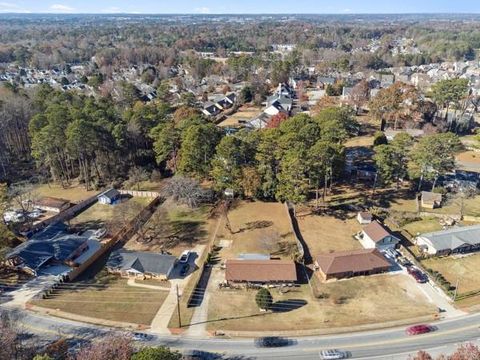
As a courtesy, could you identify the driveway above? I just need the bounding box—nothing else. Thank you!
[184,266,224,337]
[150,244,206,334]
[2,272,65,308]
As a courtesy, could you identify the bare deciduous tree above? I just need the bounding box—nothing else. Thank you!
[161,176,214,208]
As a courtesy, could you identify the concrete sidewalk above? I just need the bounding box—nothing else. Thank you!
[126,278,170,291]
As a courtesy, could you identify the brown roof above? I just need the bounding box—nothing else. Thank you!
[316,249,391,276]
[225,259,297,282]
[363,220,391,243]
[34,197,70,209]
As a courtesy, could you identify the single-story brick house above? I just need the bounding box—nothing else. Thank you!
[225,259,297,284]
[416,225,480,256]
[315,248,391,281]
[107,250,176,280]
[358,220,400,250]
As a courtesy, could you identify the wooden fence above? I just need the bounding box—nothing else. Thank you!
[67,196,165,281]
[119,190,160,198]
[29,193,100,233]
[285,202,307,263]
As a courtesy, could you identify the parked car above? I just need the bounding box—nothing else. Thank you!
[408,267,427,283]
[131,332,153,341]
[320,349,349,359]
[180,263,190,276]
[179,250,191,263]
[405,324,432,336]
[398,257,412,267]
[254,337,294,347]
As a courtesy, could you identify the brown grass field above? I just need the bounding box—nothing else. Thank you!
[422,254,480,294]
[297,212,363,256]
[30,277,168,325]
[123,199,212,257]
[206,274,436,332]
[216,201,297,260]
[70,196,151,230]
[34,183,95,202]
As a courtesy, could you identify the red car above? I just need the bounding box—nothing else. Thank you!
[405,324,432,336]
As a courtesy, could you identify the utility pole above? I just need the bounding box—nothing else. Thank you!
[176,284,181,328]
[453,278,460,302]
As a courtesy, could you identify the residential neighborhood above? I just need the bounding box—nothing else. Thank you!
[2,7,480,360]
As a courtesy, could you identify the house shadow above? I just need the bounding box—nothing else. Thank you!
[270,299,307,313]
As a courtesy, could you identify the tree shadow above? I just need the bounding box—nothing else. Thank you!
[270,299,307,313]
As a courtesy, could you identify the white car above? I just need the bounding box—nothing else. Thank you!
[179,250,191,263]
[320,349,348,359]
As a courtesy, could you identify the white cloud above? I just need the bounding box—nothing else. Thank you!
[343,8,352,13]
[49,4,75,12]
[195,7,211,14]
[102,6,123,13]
[0,2,31,12]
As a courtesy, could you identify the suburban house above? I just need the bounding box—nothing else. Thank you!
[358,220,400,250]
[357,211,373,225]
[315,249,391,281]
[225,259,297,284]
[421,191,442,209]
[98,188,121,205]
[32,197,71,213]
[107,250,177,280]
[202,102,222,117]
[5,223,93,276]
[416,225,480,256]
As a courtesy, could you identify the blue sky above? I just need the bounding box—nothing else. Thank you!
[1,0,479,14]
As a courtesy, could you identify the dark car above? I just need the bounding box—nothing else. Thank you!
[406,324,433,336]
[407,267,427,283]
[254,337,294,348]
[131,332,154,341]
[180,263,190,276]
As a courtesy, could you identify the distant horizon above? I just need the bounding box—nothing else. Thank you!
[1,12,480,15]
[0,0,479,16]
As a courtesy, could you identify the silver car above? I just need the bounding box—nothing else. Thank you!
[320,349,348,359]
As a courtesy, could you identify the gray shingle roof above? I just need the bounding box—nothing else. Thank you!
[107,250,176,276]
[419,225,480,252]
[7,223,87,272]
[99,188,120,201]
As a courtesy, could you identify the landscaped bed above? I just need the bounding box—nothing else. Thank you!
[30,275,168,325]
[205,274,436,332]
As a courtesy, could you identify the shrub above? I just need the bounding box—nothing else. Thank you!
[255,288,273,310]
